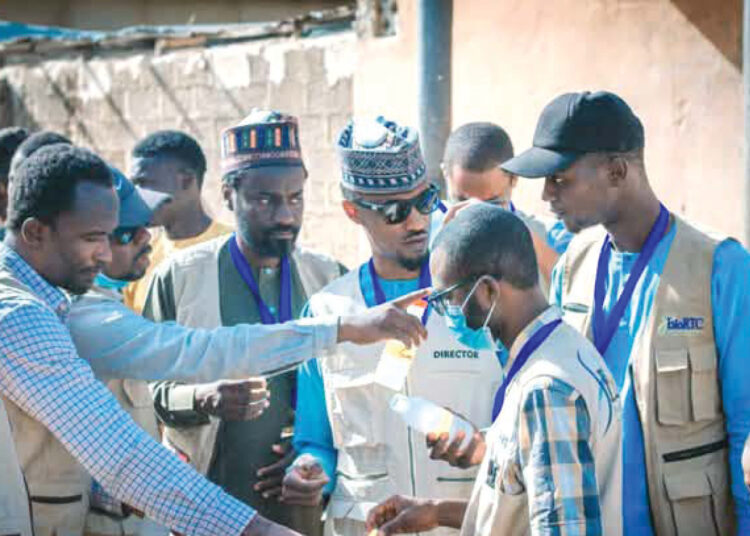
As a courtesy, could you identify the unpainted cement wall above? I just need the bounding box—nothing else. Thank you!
[355,0,745,244]
[0,32,366,266]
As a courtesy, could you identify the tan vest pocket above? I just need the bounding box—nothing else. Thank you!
[664,468,730,536]
[655,349,690,425]
[327,371,391,449]
[689,345,720,422]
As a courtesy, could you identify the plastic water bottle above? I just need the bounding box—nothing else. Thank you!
[389,393,474,448]
[373,301,427,391]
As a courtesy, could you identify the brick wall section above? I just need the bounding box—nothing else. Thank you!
[0,31,369,267]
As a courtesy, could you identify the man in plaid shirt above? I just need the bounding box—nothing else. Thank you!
[366,204,622,535]
[0,144,300,536]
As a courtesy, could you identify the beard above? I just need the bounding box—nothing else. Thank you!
[239,222,300,258]
[395,249,429,271]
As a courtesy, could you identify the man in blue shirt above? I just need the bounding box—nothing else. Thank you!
[285,117,502,536]
[502,90,750,535]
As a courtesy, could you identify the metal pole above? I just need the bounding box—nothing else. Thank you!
[745,0,750,247]
[418,0,452,193]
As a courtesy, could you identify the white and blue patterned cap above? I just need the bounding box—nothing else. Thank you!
[337,116,427,194]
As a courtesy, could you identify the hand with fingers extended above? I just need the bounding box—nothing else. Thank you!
[193,378,270,421]
[440,199,483,228]
[338,288,430,348]
[426,428,486,469]
[281,453,330,506]
[365,495,439,535]
[255,442,296,501]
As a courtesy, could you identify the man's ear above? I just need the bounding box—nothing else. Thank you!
[20,218,49,250]
[180,169,199,192]
[476,275,502,311]
[342,200,361,224]
[607,155,628,186]
[222,183,235,212]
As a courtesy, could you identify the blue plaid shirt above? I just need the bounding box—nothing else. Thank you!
[0,245,254,535]
[482,309,605,535]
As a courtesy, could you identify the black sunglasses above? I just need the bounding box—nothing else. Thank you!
[110,226,143,246]
[426,276,479,316]
[351,183,443,225]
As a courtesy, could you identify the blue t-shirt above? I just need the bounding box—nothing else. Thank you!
[293,264,421,493]
[550,225,750,533]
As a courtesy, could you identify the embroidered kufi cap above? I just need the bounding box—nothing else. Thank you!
[220,108,304,178]
[337,116,426,194]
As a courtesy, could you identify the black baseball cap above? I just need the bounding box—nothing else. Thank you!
[111,166,171,228]
[501,91,644,178]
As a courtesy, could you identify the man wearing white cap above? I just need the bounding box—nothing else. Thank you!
[286,117,502,535]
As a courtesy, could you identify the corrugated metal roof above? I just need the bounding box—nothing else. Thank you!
[0,6,354,59]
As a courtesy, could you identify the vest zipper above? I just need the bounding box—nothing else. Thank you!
[404,377,417,498]
[662,438,727,463]
[29,494,82,504]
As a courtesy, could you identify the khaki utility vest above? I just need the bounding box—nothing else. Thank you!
[2,283,166,536]
[0,270,90,536]
[0,399,33,536]
[0,271,35,536]
[558,217,735,536]
[460,315,622,536]
[306,270,503,536]
[158,237,342,475]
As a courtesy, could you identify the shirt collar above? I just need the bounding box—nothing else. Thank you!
[0,244,71,320]
[505,305,562,371]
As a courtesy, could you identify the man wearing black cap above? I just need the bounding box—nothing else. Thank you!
[502,90,750,535]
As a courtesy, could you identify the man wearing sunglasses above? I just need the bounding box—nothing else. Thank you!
[366,203,622,536]
[7,157,426,536]
[141,110,402,535]
[288,117,502,536]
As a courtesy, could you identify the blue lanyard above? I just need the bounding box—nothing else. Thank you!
[229,234,292,324]
[367,258,431,324]
[492,318,562,419]
[509,201,516,213]
[592,204,669,355]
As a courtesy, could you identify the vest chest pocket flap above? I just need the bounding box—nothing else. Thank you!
[663,464,732,536]
[654,345,720,426]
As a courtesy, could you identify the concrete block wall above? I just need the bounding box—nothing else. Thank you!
[0,32,369,267]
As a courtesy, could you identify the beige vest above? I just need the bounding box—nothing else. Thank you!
[0,272,35,536]
[306,269,503,536]
[559,217,735,536]
[460,316,622,536]
[157,237,342,475]
[0,399,33,536]
[0,270,90,536]
[2,282,166,536]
